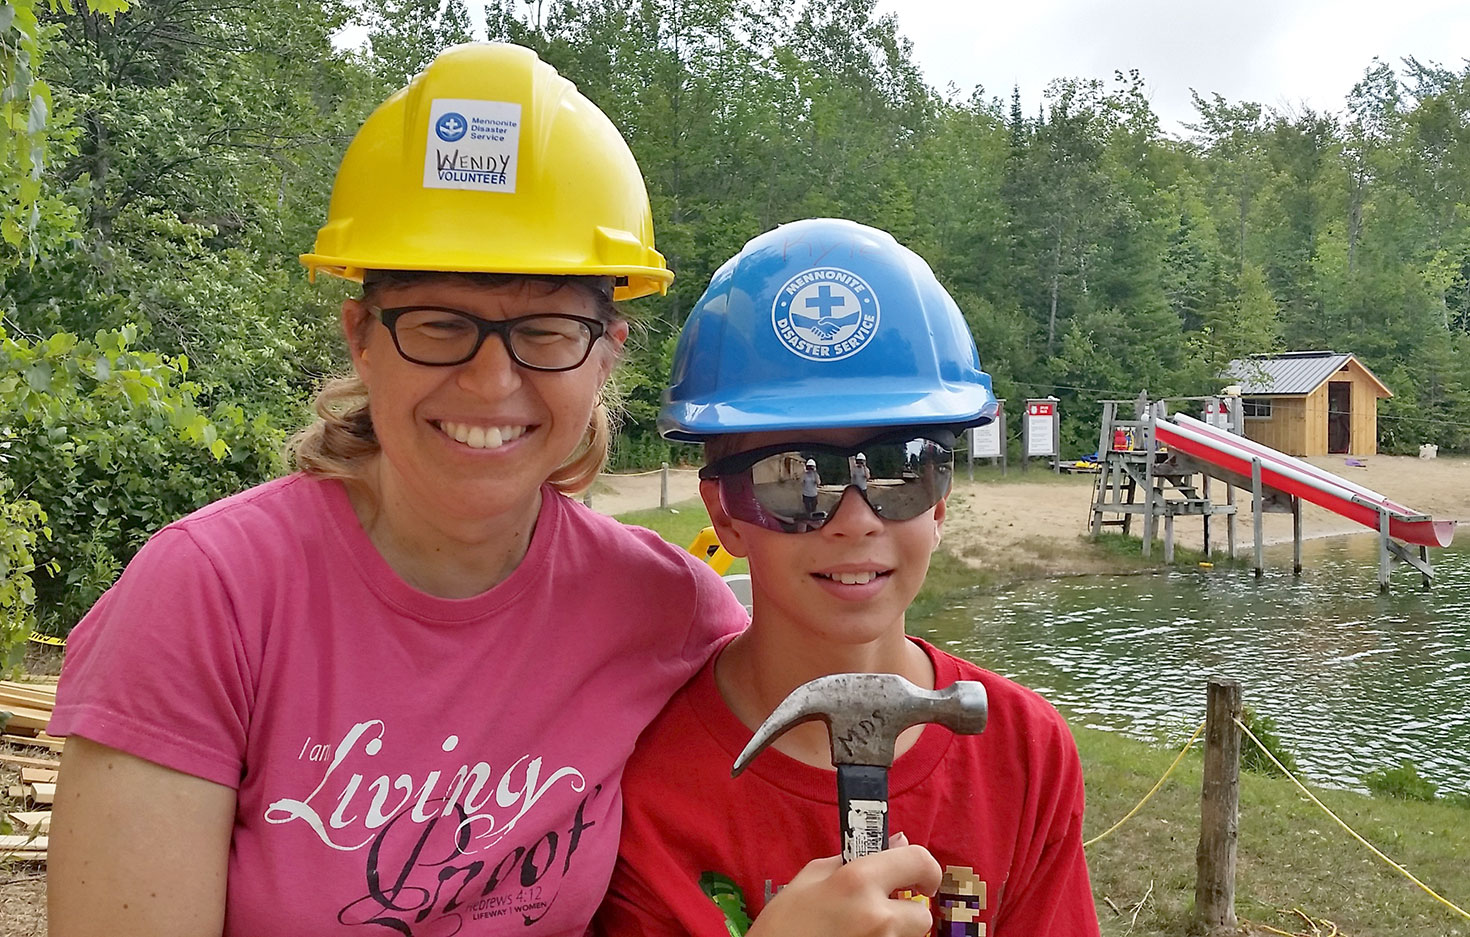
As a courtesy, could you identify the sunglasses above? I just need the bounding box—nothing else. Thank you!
[699,432,955,533]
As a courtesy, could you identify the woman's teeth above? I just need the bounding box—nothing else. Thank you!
[440,422,527,450]
[819,571,879,585]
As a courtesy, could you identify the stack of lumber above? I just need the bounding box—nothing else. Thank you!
[0,678,62,751]
[1,678,62,863]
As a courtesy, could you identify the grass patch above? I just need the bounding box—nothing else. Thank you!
[615,498,748,576]
[958,464,1099,487]
[906,547,1000,620]
[1077,726,1470,937]
[1089,531,1251,571]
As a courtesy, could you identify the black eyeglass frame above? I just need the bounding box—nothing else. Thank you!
[370,304,608,371]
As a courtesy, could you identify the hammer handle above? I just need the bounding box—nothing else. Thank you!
[835,764,889,862]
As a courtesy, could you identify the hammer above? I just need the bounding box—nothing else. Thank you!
[732,672,988,862]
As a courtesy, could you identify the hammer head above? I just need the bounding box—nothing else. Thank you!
[731,673,988,776]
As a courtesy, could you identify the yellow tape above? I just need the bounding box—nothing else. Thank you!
[28,630,65,647]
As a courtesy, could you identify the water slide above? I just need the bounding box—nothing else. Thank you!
[1151,413,1456,549]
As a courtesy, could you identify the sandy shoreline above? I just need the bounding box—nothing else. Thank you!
[593,454,1470,578]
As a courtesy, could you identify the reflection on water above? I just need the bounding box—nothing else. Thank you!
[917,536,1470,795]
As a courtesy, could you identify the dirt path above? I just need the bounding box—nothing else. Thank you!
[585,467,702,516]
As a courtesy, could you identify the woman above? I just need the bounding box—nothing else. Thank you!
[47,44,746,937]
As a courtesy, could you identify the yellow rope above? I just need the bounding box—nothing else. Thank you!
[1234,716,1470,922]
[1083,720,1205,849]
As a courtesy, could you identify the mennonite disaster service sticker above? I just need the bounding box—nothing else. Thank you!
[423,99,522,193]
[771,267,880,361]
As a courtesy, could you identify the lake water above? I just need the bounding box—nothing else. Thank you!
[916,536,1470,796]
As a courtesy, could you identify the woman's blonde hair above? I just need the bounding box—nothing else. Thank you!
[287,271,622,496]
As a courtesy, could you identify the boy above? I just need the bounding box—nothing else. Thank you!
[598,219,1100,936]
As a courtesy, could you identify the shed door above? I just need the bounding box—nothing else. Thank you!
[1328,382,1352,453]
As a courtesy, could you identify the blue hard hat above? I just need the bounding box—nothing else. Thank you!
[659,218,998,442]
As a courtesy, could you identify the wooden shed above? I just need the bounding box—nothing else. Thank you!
[1224,351,1392,456]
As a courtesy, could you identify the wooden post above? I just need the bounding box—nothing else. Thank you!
[1378,505,1391,593]
[1202,474,1212,558]
[1097,402,1115,465]
[967,428,974,482]
[1021,410,1029,474]
[1142,416,1157,558]
[1164,512,1175,563]
[998,404,1008,477]
[660,462,669,509]
[1251,459,1263,578]
[1226,483,1237,560]
[1292,496,1303,576]
[1090,458,1109,539]
[1052,402,1062,475]
[1420,545,1431,589]
[1195,679,1242,933]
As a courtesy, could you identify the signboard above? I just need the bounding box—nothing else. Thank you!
[971,419,1002,459]
[1025,400,1057,458]
[1203,398,1229,430]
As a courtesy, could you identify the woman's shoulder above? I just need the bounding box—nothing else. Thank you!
[169,472,335,528]
[156,473,344,563]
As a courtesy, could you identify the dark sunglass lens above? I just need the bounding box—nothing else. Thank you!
[716,438,954,533]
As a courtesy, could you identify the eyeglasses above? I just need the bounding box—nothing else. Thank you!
[699,432,954,533]
[370,305,608,371]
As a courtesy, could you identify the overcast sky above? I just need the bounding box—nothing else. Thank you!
[349,1,1469,136]
[874,0,1470,136]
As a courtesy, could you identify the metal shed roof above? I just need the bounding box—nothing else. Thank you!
[1225,351,1389,396]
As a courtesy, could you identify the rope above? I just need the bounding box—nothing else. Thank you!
[1083,720,1205,849]
[599,467,678,477]
[1234,716,1470,922]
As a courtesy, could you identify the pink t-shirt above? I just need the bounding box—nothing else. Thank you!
[50,474,747,936]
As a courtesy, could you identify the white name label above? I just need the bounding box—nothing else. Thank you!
[423,98,522,193]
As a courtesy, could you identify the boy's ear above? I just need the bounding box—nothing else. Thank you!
[699,479,750,558]
[932,494,948,549]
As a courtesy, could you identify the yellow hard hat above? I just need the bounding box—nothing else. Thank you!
[301,43,671,301]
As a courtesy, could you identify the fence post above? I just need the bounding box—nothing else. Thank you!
[660,462,670,509]
[1292,496,1303,577]
[1195,678,1242,934]
[1251,458,1264,578]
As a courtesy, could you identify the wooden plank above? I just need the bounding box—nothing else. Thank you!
[0,751,60,770]
[29,782,56,805]
[3,733,64,752]
[8,811,50,832]
[0,680,58,702]
[0,704,54,733]
[0,692,56,711]
[20,767,58,784]
[6,784,25,799]
[0,833,48,851]
[0,851,46,862]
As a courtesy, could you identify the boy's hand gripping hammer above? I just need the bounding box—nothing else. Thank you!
[731,672,988,861]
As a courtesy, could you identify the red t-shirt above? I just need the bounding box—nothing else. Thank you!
[598,639,1100,936]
